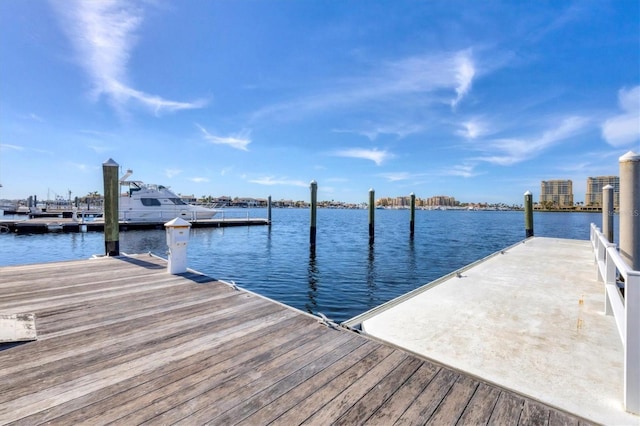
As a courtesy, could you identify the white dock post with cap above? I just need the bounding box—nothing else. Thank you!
[164,217,192,274]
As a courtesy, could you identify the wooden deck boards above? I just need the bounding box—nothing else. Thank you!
[0,255,594,425]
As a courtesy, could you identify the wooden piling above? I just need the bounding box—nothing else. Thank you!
[602,184,614,243]
[524,191,533,238]
[102,159,120,256]
[410,192,416,238]
[310,181,317,249]
[369,188,375,244]
[267,195,272,225]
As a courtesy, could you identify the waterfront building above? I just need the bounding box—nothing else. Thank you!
[585,176,619,208]
[540,180,573,208]
[424,195,458,207]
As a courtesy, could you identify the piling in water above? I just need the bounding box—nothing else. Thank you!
[410,192,416,238]
[267,195,272,225]
[524,191,533,238]
[310,181,317,249]
[102,159,120,256]
[603,184,614,243]
[619,151,640,270]
[369,188,375,244]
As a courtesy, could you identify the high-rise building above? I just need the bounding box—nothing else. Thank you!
[585,176,619,208]
[540,180,573,207]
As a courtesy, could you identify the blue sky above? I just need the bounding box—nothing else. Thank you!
[1,0,638,204]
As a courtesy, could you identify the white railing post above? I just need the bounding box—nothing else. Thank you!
[603,244,617,316]
[625,270,640,414]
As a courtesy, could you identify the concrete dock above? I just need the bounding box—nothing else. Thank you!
[0,253,592,424]
[345,237,639,425]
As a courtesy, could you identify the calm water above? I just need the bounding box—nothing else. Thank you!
[0,209,611,322]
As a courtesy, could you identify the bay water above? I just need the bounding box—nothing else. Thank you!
[0,209,610,323]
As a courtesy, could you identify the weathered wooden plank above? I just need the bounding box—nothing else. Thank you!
[263,344,397,425]
[332,355,424,425]
[488,391,525,425]
[35,282,233,337]
[24,315,319,425]
[237,340,381,426]
[0,290,244,377]
[0,271,217,311]
[427,373,479,424]
[110,323,336,424]
[0,313,36,342]
[209,334,367,425]
[520,399,550,425]
[393,368,459,425]
[0,276,191,313]
[299,349,409,425]
[457,382,501,425]
[0,308,298,424]
[157,326,356,425]
[365,361,440,424]
[0,257,168,292]
[0,255,162,286]
[0,295,275,401]
[37,279,235,333]
[0,258,114,283]
[549,409,580,426]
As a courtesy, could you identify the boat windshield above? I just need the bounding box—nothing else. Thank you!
[169,198,187,205]
[141,198,162,206]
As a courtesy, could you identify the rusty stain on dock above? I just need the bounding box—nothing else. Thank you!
[0,255,593,425]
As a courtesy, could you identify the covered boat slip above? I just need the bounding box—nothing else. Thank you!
[347,237,638,426]
[0,255,590,425]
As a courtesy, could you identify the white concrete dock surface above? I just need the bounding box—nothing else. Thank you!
[352,237,639,425]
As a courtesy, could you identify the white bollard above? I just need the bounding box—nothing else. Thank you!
[619,151,640,270]
[164,217,192,274]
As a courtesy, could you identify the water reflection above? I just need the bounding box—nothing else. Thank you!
[305,249,319,315]
[407,235,417,279]
[366,242,377,306]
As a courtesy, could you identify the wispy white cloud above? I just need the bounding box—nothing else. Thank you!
[475,116,590,166]
[443,164,480,178]
[456,118,488,139]
[450,50,475,110]
[80,129,117,137]
[601,86,640,148]
[379,172,412,182]
[88,145,111,154]
[19,113,45,122]
[51,0,206,115]
[164,168,182,178]
[69,162,91,171]
[332,148,392,166]
[333,122,423,141]
[190,177,209,183]
[197,124,251,151]
[0,144,24,152]
[248,176,309,187]
[252,49,477,122]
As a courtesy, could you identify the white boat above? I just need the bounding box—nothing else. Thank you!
[118,170,220,222]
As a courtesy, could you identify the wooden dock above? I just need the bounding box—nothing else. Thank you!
[0,217,269,234]
[0,255,593,425]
